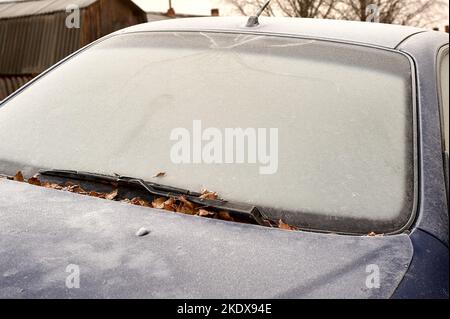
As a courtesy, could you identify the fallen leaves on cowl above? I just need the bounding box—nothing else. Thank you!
[13,171,24,182]
[367,231,384,237]
[152,171,166,178]
[4,171,298,231]
[278,219,299,231]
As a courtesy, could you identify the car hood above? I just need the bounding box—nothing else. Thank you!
[0,179,412,298]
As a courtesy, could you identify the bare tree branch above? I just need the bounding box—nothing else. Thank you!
[336,0,445,26]
[223,0,445,27]
[225,0,339,18]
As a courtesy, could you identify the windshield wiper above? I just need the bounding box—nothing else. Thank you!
[38,169,270,226]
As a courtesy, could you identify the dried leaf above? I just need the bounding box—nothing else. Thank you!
[199,189,218,200]
[175,197,196,215]
[367,231,383,237]
[71,185,87,194]
[153,172,166,178]
[130,197,151,207]
[197,209,214,217]
[89,191,106,198]
[177,205,195,215]
[151,197,176,211]
[162,197,176,211]
[61,182,87,194]
[13,171,24,182]
[152,197,175,212]
[42,182,63,190]
[152,197,167,209]
[105,189,118,200]
[216,210,234,221]
[177,196,195,210]
[278,219,297,231]
[67,185,74,191]
[27,176,41,186]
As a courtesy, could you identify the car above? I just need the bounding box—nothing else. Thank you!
[0,16,448,299]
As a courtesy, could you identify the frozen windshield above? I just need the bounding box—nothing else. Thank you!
[0,32,415,234]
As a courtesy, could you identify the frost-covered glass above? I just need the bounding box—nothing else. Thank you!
[0,32,415,233]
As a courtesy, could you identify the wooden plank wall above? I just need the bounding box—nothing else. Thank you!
[0,0,147,100]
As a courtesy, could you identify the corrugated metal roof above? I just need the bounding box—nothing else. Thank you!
[0,0,97,19]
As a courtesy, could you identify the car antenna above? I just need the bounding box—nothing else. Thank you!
[246,0,271,27]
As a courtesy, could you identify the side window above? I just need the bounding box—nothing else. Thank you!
[439,50,449,198]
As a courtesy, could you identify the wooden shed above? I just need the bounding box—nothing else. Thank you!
[0,0,147,100]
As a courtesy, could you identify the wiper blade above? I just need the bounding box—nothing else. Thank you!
[38,169,269,226]
[39,169,201,196]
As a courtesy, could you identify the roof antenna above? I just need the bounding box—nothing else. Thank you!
[246,0,271,27]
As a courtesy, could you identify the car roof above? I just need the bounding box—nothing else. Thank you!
[117,17,429,49]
